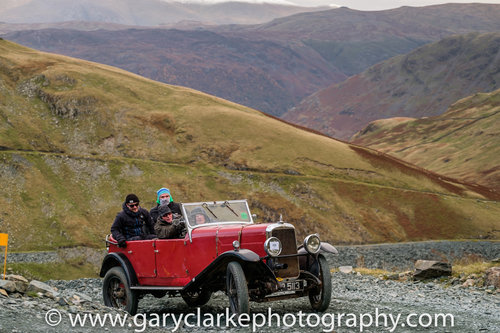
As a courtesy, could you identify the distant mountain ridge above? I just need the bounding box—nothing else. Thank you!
[0,0,329,26]
[283,32,500,139]
[351,89,500,192]
[233,3,500,76]
[3,3,500,117]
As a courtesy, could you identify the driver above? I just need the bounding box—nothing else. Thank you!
[190,207,210,225]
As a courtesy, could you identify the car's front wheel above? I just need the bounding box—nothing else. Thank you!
[226,261,249,315]
[103,266,138,315]
[182,289,212,307]
[308,254,332,312]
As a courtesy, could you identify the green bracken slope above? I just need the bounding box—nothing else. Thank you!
[352,89,500,192]
[0,39,499,251]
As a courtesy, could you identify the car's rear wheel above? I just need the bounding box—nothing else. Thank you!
[226,261,249,315]
[308,254,332,312]
[103,266,138,315]
[182,289,212,307]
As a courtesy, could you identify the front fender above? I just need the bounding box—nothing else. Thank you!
[99,252,138,286]
[183,249,274,292]
[298,242,338,255]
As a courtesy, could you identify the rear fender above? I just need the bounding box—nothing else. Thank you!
[100,252,138,286]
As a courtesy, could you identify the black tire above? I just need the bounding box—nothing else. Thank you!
[226,261,249,315]
[308,254,332,312]
[181,289,212,307]
[151,290,167,299]
[103,266,139,315]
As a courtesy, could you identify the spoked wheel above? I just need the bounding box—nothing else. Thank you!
[308,254,332,312]
[226,261,249,315]
[182,289,212,307]
[103,267,138,315]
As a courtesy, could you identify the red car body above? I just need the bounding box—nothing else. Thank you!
[107,224,268,286]
[100,200,336,315]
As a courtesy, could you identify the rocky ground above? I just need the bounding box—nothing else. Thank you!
[1,241,499,332]
[334,240,500,270]
[3,240,498,270]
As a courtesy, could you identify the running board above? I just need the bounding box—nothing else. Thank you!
[130,286,183,291]
[253,293,302,302]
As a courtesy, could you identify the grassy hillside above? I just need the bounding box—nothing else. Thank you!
[283,32,500,139]
[352,90,500,192]
[1,39,499,251]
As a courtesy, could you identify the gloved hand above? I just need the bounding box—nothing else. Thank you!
[118,240,127,248]
[173,219,185,230]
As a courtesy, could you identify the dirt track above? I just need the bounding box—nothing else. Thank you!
[1,241,499,332]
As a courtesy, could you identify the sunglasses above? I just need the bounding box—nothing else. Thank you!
[127,203,139,208]
[162,213,173,217]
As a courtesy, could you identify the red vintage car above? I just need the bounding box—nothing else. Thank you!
[100,199,337,315]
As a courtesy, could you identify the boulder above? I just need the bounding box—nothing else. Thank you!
[3,275,29,293]
[27,280,60,298]
[339,266,353,274]
[413,260,451,280]
[462,278,476,288]
[0,280,16,293]
[485,267,500,288]
[6,275,29,283]
[14,281,28,293]
[73,292,92,303]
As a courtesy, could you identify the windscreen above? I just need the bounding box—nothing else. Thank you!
[182,200,252,227]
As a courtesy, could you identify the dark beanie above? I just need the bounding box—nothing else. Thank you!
[125,193,140,204]
[158,204,172,217]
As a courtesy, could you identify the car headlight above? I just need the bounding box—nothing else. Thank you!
[264,237,282,257]
[304,234,321,254]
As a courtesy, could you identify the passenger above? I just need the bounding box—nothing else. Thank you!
[154,204,185,239]
[150,188,182,222]
[190,207,210,225]
[111,193,156,248]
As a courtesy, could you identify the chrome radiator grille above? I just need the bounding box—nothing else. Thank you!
[271,228,299,278]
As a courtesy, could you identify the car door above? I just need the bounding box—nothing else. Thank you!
[155,238,189,280]
[124,240,156,278]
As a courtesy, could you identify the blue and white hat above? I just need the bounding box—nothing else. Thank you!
[156,188,173,204]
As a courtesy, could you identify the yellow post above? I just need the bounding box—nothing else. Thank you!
[0,233,8,280]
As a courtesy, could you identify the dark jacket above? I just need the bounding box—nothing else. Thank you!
[111,203,154,243]
[150,201,182,222]
[154,217,185,239]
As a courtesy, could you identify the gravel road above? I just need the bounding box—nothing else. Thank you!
[3,240,499,269]
[1,273,499,332]
[1,241,499,332]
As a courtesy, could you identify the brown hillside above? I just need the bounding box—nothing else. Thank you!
[283,32,500,139]
[352,89,500,192]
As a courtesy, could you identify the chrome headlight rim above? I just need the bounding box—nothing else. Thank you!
[264,237,282,257]
[304,234,321,254]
